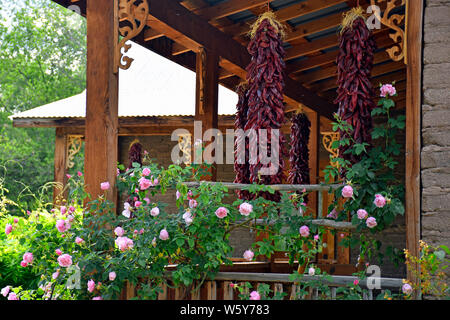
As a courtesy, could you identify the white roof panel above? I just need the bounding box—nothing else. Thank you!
[11,41,238,119]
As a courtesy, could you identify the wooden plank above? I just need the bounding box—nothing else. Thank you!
[405,0,423,299]
[223,281,234,300]
[221,0,347,37]
[307,112,319,217]
[158,283,168,300]
[206,281,217,300]
[146,0,337,119]
[85,0,118,203]
[53,128,67,203]
[194,0,274,21]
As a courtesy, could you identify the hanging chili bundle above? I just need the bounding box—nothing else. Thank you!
[334,7,377,166]
[288,112,311,191]
[234,82,252,200]
[244,12,287,202]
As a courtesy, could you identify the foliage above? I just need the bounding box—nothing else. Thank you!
[403,241,449,299]
[0,0,86,206]
[323,85,406,265]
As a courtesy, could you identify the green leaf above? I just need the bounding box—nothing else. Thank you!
[176,238,185,247]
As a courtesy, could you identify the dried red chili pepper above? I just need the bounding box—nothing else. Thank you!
[244,14,287,202]
[334,10,377,166]
[288,113,311,195]
[234,83,252,200]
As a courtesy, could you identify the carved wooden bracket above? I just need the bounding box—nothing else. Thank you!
[178,133,192,165]
[115,0,149,73]
[369,0,407,64]
[321,131,340,168]
[66,135,84,169]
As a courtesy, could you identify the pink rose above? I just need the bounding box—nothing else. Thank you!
[57,254,73,267]
[55,248,62,256]
[189,199,198,209]
[353,279,360,286]
[87,279,95,293]
[159,229,169,241]
[374,194,386,208]
[109,271,116,281]
[314,234,320,241]
[1,286,10,297]
[366,217,377,228]
[402,283,412,295]
[77,171,83,177]
[100,182,110,190]
[23,252,33,264]
[176,190,181,200]
[153,178,159,185]
[68,206,75,213]
[342,185,353,198]
[114,226,124,237]
[249,291,260,300]
[183,211,193,226]
[144,197,150,204]
[135,201,142,208]
[151,207,160,217]
[20,261,28,267]
[75,237,84,245]
[66,174,72,179]
[7,292,18,300]
[60,206,67,215]
[139,228,144,235]
[380,83,396,97]
[308,267,315,276]
[357,209,368,220]
[139,177,152,190]
[13,218,18,224]
[215,207,228,219]
[92,296,103,300]
[243,250,254,261]
[115,236,134,251]
[56,219,70,233]
[142,168,151,176]
[239,202,253,216]
[67,215,74,223]
[52,271,59,280]
[5,223,12,235]
[299,225,310,237]
[187,190,193,200]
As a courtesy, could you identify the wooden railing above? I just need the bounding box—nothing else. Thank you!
[123,272,403,300]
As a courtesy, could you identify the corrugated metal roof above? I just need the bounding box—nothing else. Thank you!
[11,41,238,119]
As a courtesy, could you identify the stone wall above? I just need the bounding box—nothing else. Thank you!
[421,1,450,262]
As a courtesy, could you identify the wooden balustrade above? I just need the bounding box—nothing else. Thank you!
[123,272,403,300]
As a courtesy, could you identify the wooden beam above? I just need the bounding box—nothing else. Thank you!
[53,128,67,203]
[85,0,119,203]
[195,47,219,180]
[193,0,274,21]
[146,0,337,119]
[405,0,423,298]
[220,0,347,37]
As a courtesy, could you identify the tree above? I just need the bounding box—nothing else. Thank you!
[0,0,86,207]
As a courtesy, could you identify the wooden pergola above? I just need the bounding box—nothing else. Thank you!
[49,0,423,285]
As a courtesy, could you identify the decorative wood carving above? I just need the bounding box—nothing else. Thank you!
[369,0,406,63]
[66,135,84,169]
[178,133,192,165]
[321,131,340,168]
[115,0,149,72]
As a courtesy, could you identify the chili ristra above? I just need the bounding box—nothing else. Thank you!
[234,83,252,200]
[288,112,311,189]
[334,11,377,165]
[244,15,286,202]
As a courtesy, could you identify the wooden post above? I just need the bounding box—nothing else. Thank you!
[195,47,219,181]
[307,111,319,217]
[85,0,119,204]
[405,0,423,299]
[53,128,67,203]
